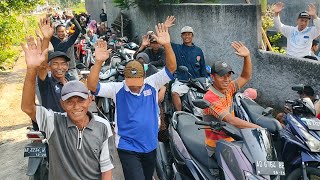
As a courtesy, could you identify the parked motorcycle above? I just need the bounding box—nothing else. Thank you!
[278,85,320,179]
[24,127,48,180]
[95,54,125,127]
[156,99,285,180]
[177,66,211,117]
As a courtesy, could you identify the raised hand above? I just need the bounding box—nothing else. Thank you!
[231,41,250,57]
[21,37,48,69]
[141,35,150,47]
[164,16,175,28]
[308,3,317,17]
[152,23,170,46]
[38,17,54,39]
[94,39,112,63]
[273,2,284,14]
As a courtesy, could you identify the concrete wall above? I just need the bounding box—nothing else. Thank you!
[253,51,320,110]
[86,1,320,111]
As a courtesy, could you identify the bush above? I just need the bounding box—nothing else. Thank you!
[0,47,20,71]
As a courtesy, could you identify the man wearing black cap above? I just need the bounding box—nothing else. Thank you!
[37,50,71,112]
[273,2,320,58]
[21,37,113,180]
[203,42,260,156]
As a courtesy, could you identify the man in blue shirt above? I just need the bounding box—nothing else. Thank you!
[165,16,207,111]
[87,23,176,180]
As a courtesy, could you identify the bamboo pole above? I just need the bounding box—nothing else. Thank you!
[261,27,273,52]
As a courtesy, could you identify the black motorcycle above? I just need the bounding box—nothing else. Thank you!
[156,99,285,180]
[24,127,48,180]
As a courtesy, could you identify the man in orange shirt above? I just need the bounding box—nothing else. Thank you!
[203,41,260,157]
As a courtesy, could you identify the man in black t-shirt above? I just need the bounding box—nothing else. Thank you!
[100,9,108,24]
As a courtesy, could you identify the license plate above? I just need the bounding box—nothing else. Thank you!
[24,144,47,157]
[255,161,285,176]
[302,118,320,131]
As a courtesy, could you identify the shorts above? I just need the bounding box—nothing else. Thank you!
[171,79,189,96]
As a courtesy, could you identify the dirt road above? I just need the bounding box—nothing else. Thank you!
[0,52,124,179]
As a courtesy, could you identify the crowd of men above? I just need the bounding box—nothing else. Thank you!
[20,2,320,180]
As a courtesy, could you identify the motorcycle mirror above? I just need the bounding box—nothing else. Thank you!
[292,84,304,92]
[178,66,188,72]
[192,99,211,109]
[262,107,273,116]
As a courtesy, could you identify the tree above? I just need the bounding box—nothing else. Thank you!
[0,0,44,15]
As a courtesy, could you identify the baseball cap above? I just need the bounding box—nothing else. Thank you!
[61,81,89,101]
[298,11,311,19]
[124,61,145,87]
[136,52,150,64]
[48,51,71,62]
[210,61,234,76]
[297,85,314,97]
[146,31,156,43]
[181,26,194,34]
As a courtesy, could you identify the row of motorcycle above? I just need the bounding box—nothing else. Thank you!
[22,30,320,179]
[155,79,320,180]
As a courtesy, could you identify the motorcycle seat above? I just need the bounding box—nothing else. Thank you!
[176,113,219,169]
[240,98,282,133]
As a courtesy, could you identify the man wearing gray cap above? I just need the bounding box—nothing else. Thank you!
[164,16,207,111]
[21,37,113,180]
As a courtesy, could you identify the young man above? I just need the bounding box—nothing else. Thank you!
[42,13,82,80]
[135,31,166,68]
[100,9,108,24]
[87,23,176,180]
[203,42,260,156]
[164,16,207,111]
[21,37,113,180]
[273,2,320,58]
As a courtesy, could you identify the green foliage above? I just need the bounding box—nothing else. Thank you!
[262,5,274,31]
[70,2,86,14]
[268,33,286,54]
[0,47,20,71]
[0,0,44,15]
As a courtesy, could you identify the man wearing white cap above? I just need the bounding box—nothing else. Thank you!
[164,16,207,111]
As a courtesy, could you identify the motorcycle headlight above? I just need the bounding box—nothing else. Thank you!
[300,129,320,152]
[291,115,320,152]
[243,171,261,180]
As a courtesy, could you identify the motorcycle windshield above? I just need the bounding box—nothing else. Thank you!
[240,128,277,164]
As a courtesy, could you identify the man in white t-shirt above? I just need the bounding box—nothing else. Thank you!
[273,2,320,58]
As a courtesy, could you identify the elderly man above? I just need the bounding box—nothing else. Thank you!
[21,37,113,180]
[87,23,176,180]
[273,2,320,58]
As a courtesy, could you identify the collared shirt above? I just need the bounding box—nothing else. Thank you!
[171,43,207,80]
[93,68,174,153]
[274,16,320,57]
[203,81,239,148]
[37,74,67,112]
[36,106,114,180]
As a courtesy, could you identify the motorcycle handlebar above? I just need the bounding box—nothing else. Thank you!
[195,121,225,128]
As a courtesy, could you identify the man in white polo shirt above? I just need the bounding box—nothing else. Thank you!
[87,23,176,180]
[273,2,320,58]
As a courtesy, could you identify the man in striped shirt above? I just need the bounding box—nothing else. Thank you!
[203,42,260,156]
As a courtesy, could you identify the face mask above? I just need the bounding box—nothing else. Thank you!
[144,64,149,71]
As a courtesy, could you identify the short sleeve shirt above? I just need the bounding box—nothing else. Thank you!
[36,106,114,179]
[203,81,239,147]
